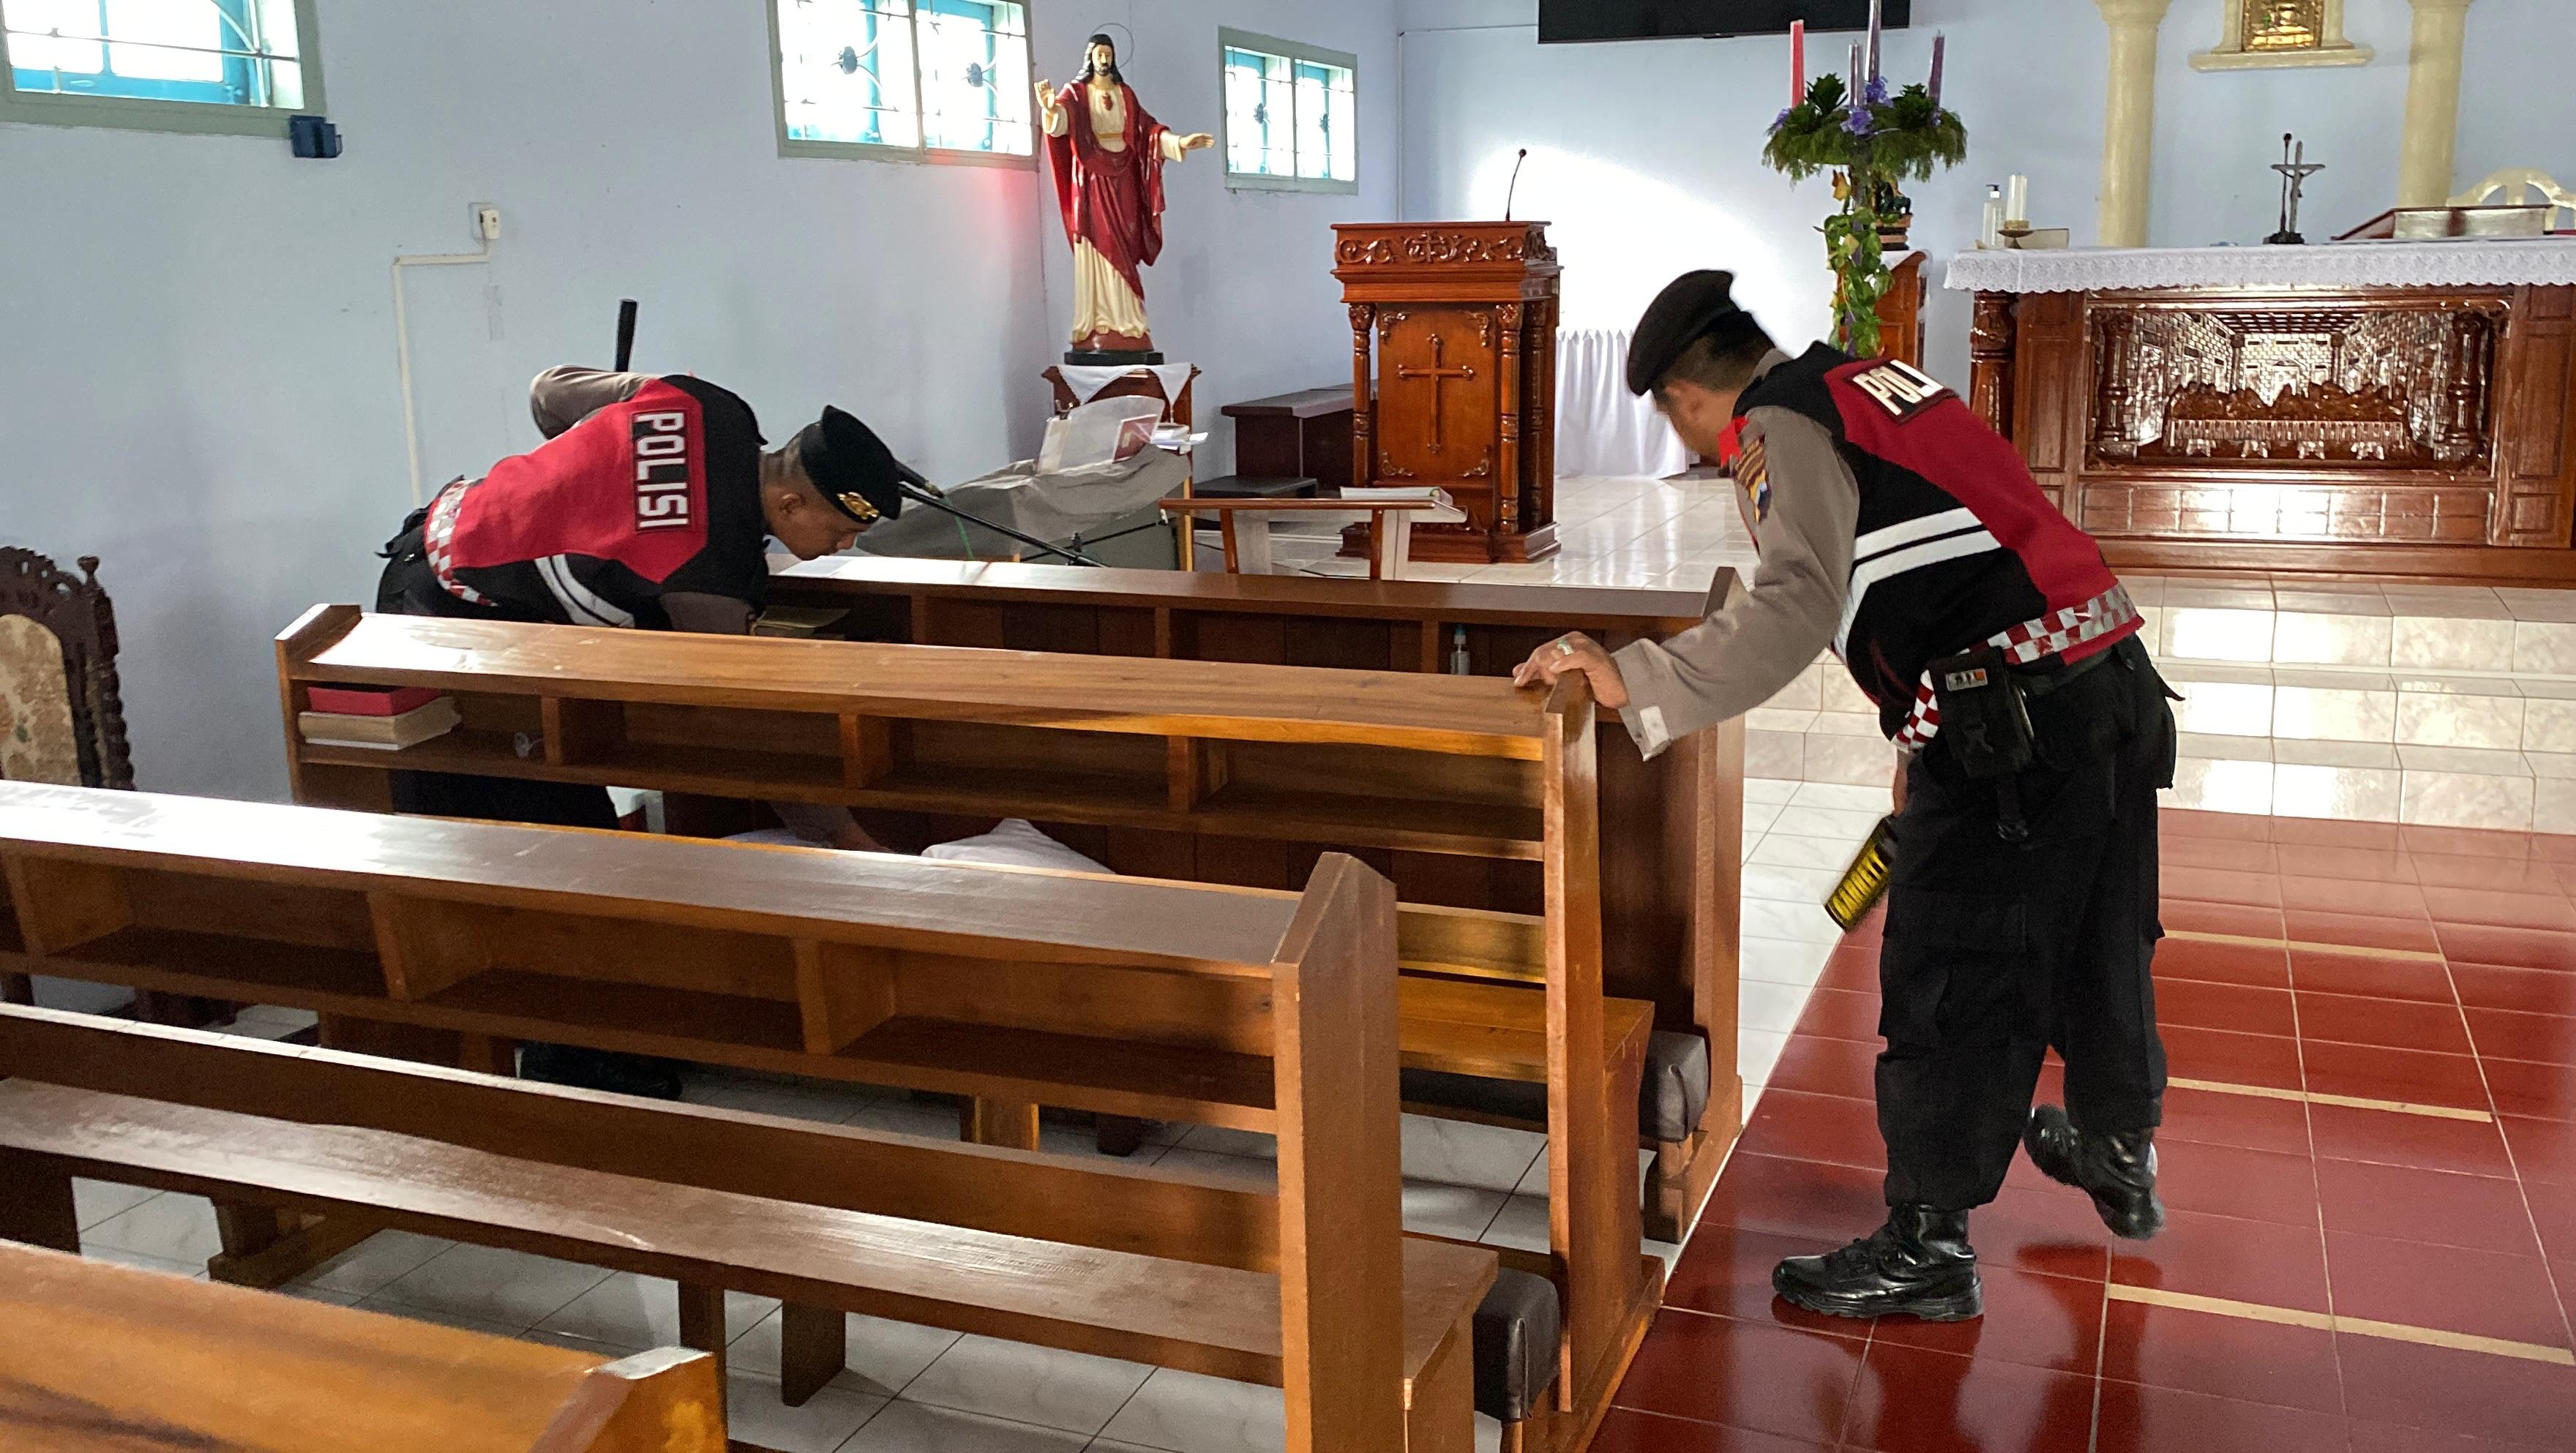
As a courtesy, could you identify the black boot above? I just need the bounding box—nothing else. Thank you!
[1771,1204,1983,1321]
[2024,1105,2164,1239]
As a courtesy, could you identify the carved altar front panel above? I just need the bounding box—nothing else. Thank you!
[1975,283,2576,582]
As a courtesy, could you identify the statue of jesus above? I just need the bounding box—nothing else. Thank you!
[1037,34,1213,361]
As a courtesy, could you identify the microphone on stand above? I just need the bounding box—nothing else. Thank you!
[1504,149,1529,221]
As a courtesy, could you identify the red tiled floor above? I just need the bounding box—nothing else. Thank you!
[2450,961,2576,1018]
[2482,1056,2576,1122]
[2465,1007,2576,1067]
[1868,1265,2103,1373]
[1660,1222,1862,1338]
[2324,1231,2569,1348]
[1610,1310,1865,1443]
[2154,1139,2321,1227]
[2156,936,2292,989]
[2157,1084,2313,1156]
[2422,887,2576,931]
[2413,853,2572,896]
[1789,985,1880,1042]
[1585,1407,1832,1452]
[2160,900,2288,939]
[2334,1333,2576,1446]
[2286,949,2455,1005]
[2097,1296,2344,1413]
[2091,1381,2351,1453]
[1736,1089,1882,1172]
[2168,866,2285,908]
[2281,874,2427,917]
[2307,1101,2515,1179]
[2162,1025,2304,1091]
[2157,979,2298,1037]
[1701,1152,1884,1244]
[2315,1157,2541,1255]
[2286,909,2443,954]
[1974,1185,2113,1283]
[1764,1033,1879,1100]
[2500,1114,2576,1184]
[2432,922,2576,973]
[2301,1040,2491,1111]
[2111,1206,2333,1313]
[1837,1342,2095,1453]
[2294,990,2474,1055]
[1640,809,2576,1453]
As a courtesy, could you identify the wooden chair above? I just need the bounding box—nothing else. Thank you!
[0,549,134,1015]
[0,790,1491,1453]
[0,1239,722,1453]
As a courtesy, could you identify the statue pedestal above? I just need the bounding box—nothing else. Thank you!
[1331,221,1564,565]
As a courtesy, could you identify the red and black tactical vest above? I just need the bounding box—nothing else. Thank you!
[1734,345,2137,740]
[420,377,769,628]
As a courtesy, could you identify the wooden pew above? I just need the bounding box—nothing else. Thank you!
[265,608,1666,1446]
[0,799,1486,1452]
[760,556,1744,1243]
[0,1238,724,1452]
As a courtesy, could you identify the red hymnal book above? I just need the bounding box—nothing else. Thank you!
[306,685,443,717]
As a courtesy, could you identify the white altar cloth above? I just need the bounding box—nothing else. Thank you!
[1054,362,1199,406]
[1946,239,2576,295]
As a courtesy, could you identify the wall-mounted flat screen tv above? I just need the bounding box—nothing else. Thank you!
[1539,1,1912,45]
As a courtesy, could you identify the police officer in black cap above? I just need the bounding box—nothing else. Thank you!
[1517,271,2176,1322]
[375,365,913,1095]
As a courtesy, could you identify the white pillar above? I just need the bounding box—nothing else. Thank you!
[2397,0,2479,208]
[2094,0,2176,249]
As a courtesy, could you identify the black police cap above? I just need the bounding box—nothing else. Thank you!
[795,406,913,525]
[1625,269,1744,397]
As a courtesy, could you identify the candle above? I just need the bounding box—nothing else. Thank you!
[1849,41,1862,88]
[1866,0,1883,81]
[1790,19,1805,105]
[2007,173,2029,225]
[1928,32,1944,108]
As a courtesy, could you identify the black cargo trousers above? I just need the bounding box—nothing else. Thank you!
[1875,634,2178,1212]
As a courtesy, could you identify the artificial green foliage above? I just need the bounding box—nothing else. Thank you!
[1763,73,1968,356]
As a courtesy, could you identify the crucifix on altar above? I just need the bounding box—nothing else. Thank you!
[1333,221,1564,564]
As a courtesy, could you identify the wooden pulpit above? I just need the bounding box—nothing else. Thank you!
[1334,222,1563,563]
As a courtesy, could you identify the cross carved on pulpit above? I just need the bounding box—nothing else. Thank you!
[1396,334,1477,452]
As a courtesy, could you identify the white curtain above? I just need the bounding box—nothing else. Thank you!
[1554,328,1693,479]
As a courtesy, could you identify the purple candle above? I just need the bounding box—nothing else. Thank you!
[1849,40,1862,88]
[1866,0,1882,81]
[1929,32,1945,108]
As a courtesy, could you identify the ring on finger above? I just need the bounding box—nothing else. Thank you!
[1554,638,1577,658]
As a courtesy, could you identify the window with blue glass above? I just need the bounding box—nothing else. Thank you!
[1219,29,1355,192]
[771,0,1032,162]
[1,0,315,127]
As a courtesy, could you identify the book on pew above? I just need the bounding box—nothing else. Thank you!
[299,696,462,751]
[304,684,446,716]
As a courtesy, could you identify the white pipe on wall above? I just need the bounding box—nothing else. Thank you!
[391,241,493,506]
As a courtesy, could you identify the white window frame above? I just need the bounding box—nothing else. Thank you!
[767,0,1038,169]
[1217,27,1358,196]
[0,0,324,137]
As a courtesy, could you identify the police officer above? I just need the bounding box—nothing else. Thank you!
[1516,271,2176,1322]
[375,365,912,1095]
[378,365,905,844]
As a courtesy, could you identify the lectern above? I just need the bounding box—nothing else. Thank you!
[1334,222,1563,563]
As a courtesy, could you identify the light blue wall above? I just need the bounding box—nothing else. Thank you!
[1396,0,2575,383]
[0,0,1398,801]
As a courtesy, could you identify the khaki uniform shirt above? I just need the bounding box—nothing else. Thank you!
[1610,350,1862,760]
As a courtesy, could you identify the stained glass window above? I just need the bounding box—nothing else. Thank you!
[1,0,312,126]
[773,0,1031,161]
[1219,30,1356,191]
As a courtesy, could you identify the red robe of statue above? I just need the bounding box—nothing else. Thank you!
[1044,79,1173,350]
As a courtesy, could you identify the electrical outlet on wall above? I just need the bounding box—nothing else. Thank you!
[472,204,502,241]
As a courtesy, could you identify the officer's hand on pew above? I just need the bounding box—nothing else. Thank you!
[1513,633,1630,710]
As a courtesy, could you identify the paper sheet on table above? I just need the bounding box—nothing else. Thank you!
[1040,397,1167,473]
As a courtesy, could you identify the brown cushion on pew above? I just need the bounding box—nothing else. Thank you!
[0,1080,1490,1397]
[1473,1270,1562,1423]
